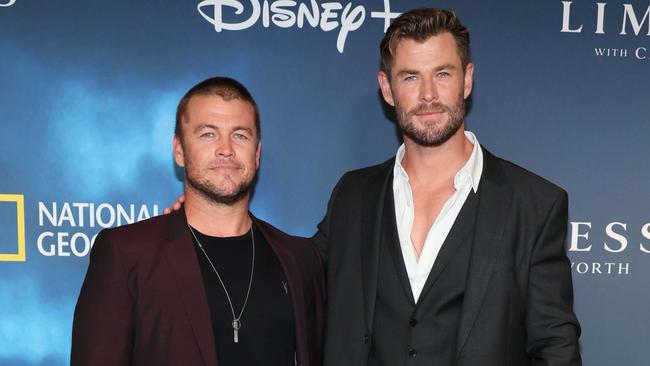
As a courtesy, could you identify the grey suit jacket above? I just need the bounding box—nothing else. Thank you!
[313,148,581,366]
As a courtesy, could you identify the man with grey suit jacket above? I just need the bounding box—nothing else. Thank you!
[313,8,581,366]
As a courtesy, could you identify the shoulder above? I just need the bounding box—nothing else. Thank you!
[98,212,172,242]
[483,148,568,213]
[340,158,394,183]
[93,211,182,259]
[255,218,312,249]
[255,218,321,262]
[485,149,565,194]
[330,158,394,197]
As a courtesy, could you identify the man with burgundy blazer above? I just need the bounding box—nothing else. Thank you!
[71,77,324,366]
[314,8,581,366]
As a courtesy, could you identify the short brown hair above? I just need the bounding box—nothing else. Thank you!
[380,8,471,77]
[175,77,260,142]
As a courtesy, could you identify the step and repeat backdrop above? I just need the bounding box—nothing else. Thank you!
[1,0,648,365]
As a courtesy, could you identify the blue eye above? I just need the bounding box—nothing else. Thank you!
[404,75,417,81]
[200,132,215,138]
[233,133,248,140]
[437,72,450,78]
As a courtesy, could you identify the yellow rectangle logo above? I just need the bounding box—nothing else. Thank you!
[0,194,26,262]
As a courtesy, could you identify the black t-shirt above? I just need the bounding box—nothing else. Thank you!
[191,224,296,366]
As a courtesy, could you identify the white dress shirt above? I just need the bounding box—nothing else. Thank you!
[392,131,483,302]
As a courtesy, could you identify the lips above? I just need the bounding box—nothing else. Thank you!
[209,159,242,170]
[415,110,443,116]
[210,164,241,170]
[411,103,448,117]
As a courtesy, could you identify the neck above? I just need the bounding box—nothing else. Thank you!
[183,188,252,237]
[401,127,473,186]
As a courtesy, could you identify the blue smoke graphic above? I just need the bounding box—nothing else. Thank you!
[0,277,72,365]
[45,81,179,197]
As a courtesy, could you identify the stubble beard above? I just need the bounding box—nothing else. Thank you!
[184,161,255,206]
[395,92,466,147]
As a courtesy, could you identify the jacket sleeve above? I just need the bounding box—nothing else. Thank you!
[525,190,582,366]
[71,229,134,366]
[311,173,348,264]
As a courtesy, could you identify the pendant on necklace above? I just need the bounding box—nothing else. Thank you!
[232,319,241,343]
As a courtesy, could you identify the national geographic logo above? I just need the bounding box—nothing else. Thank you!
[37,201,159,257]
[0,194,26,262]
[1,196,158,260]
[561,1,650,62]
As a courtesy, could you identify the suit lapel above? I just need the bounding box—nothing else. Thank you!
[163,208,218,366]
[381,185,416,305]
[416,190,479,304]
[360,159,394,332]
[456,150,513,355]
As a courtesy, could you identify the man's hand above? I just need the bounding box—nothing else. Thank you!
[162,194,185,214]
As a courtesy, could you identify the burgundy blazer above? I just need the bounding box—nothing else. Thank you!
[71,208,324,366]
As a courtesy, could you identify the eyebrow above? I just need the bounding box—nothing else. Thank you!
[395,63,457,77]
[193,124,254,135]
[193,123,217,133]
[232,126,254,135]
[396,69,421,77]
[434,63,457,72]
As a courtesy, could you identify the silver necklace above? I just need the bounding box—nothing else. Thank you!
[188,225,255,344]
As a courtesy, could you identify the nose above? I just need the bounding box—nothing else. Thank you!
[419,77,437,103]
[215,137,234,158]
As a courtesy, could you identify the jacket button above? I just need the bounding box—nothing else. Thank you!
[409,318,418,327]
[408,348,417,358]
[363,334,369,344]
